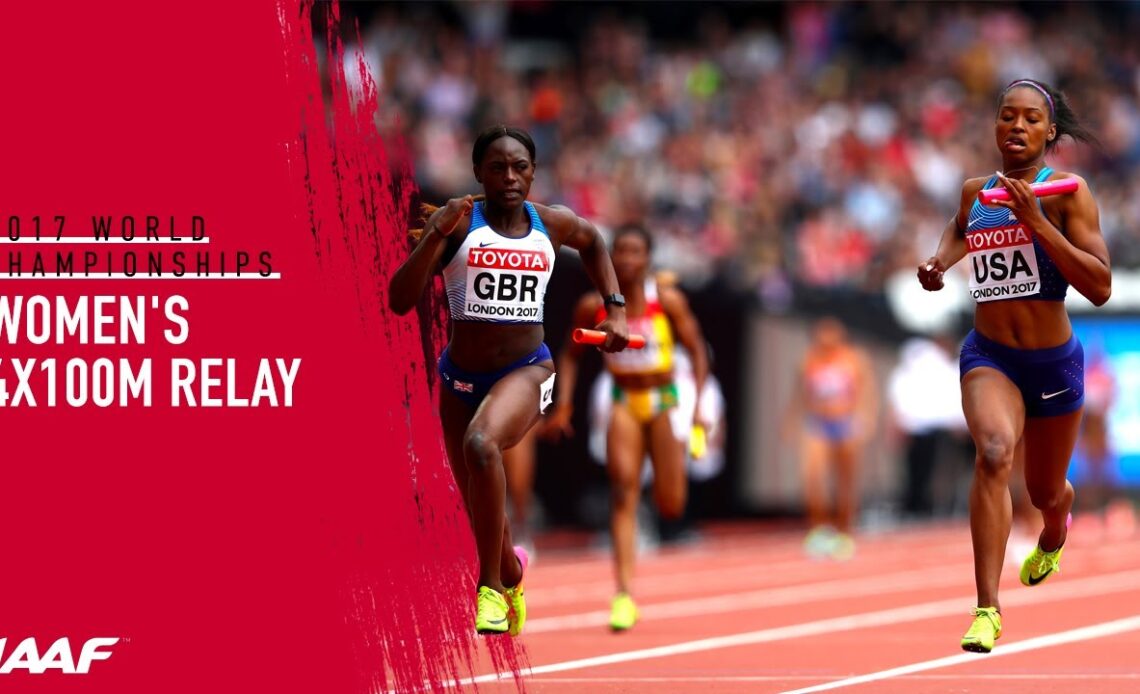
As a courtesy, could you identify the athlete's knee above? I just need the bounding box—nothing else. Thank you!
[463,427,501,471]
[974,432,1015,477]
[610,474,640,511]
[1026,480,1068,512]
[655,486,686,519]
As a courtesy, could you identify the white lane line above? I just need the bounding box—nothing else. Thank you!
[396,567,1140,692]
[778,614,1140,693]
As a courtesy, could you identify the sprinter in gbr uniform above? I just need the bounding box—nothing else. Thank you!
[918,80,1111,654]
[389,125,630,636]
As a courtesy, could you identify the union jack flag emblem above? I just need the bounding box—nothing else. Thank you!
[454,380,474,393]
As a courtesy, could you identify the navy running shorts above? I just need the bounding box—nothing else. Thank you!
[960,329,1084,418]
[438,342,553,409]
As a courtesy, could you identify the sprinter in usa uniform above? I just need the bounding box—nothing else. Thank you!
[918,80,1111,653]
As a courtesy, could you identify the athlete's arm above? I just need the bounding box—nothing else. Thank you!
[388,196,472,315]
[996,172,1111,306]
[919,178,986,291]
[660,286,710,422]
[542,205,629,352]
[541,294,599,440]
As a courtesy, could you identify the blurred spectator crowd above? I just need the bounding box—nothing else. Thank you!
[336,1,1140,303]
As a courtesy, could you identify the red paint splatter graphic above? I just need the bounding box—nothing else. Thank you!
[276,1,528,691]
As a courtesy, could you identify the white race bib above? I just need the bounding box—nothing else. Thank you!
[966,224,1041,302]
[462,246,549,320]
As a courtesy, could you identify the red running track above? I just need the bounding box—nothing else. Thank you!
[410,519,1140,693]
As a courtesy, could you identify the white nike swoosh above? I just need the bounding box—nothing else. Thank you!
[1041,388,1071,400]
[967,218,980,229]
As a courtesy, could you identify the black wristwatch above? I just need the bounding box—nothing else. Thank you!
[603,293,626,308]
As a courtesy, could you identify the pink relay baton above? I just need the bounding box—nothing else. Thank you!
[573,328,647,349]
[978,177,1079,205]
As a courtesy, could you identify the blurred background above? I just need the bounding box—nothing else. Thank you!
[319,1,1140,548]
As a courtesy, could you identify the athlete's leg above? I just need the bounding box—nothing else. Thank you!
[463,365,552,592]
[607,403,647,595]
[503,426,537,541]
[800,428,832,530]
[833,435,861,535]
[962,367,1026,611]
[1009,439,1040,537]
[1023,411,1082,552]
[646,408,687,520]
[441,388,524,587]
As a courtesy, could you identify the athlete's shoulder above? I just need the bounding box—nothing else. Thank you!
[655,269,679,288]
[955,177,993,222]
[531,202,579,232]
[1047,170,1090,190]
[658,283,692,313]
[1043,171,1096,223]
[961,176,992,198]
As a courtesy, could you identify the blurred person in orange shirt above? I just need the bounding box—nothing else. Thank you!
[784,317,878,560]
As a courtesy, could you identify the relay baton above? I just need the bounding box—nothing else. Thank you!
[573,328,647,349]
[978,177,1079,205]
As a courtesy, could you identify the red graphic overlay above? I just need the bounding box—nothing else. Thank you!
[0,1,523,692]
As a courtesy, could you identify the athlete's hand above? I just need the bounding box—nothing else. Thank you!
[917,257,945,291]
[539,404,574,441]
[692,398,712,430]
[594,314,630,353]
[435,195,474,237]
[992,172,1047,231]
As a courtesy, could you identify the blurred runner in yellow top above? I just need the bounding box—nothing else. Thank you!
[543,223,709,631]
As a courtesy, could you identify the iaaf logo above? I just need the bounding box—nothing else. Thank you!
[0,637,118,674]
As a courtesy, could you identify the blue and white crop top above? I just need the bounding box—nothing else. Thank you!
[442,201,556,323]
[964,167,1068,303]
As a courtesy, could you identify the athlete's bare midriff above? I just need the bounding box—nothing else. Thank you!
[447,322,548,372]
[974,299,1072,350]
[613,370,673,391]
